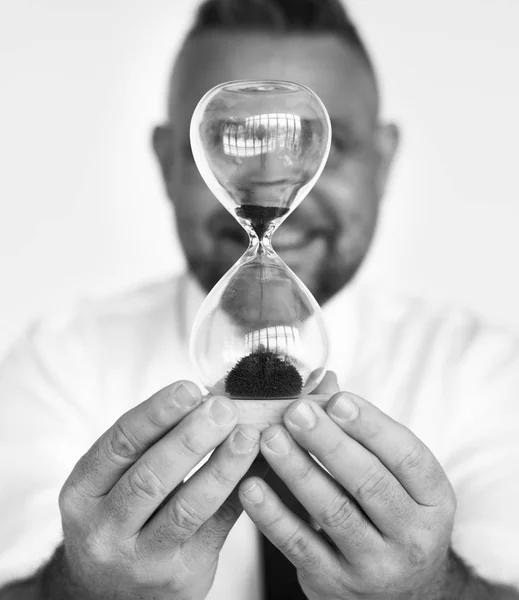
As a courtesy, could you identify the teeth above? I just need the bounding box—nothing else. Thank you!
[273,229,307,248]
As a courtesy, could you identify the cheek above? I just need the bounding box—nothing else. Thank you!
[322,164,380,253]
[169,164,214,225]
[338,192,380,254]
[321,162,380,224]
[167,175,217,259]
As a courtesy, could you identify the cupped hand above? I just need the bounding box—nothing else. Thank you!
[238,381,463,600]
[58,381,260,600]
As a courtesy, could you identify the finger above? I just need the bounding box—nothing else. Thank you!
[65,381,202,498]
[190,455,272,556]
[191,485,246,559]
[311,370,340,395]
[139,424,260,550]
[324,392,453,507]
[238,476,341,585]
[259,424,383,559]
[101,396,239,536]
[283,400,417,538]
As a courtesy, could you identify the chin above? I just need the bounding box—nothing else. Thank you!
[292,268,319,294]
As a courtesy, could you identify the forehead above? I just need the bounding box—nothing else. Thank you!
[170,31,378,135]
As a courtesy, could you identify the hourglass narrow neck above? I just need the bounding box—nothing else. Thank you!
[247,230,275,256]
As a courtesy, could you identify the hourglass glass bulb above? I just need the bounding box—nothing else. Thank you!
[189,80,332,424]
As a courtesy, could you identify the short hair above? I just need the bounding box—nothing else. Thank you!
[185,0,376,78]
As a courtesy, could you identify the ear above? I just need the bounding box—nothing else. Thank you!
[152,124,175,185]
[374,122,400,198]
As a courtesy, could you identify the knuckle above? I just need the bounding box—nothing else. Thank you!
[146,521,177,553]
[367,555,400,588]
[359,419,381,442]
[107,422,141,462]
[147,402,176,429]
[394,440,426,475]
[81,529,115,566]
[168,494,205,534]
[264,508,285,531]
[292,461,314,487]
[177,428,205,458]
[406,540,429,568]
[278,526,320,571]
[208,461,238,489]
[127,461,168,501]
[319,492,357,530]
[215,498,240,526]
[320,438,344,461]
[355,466,391,503]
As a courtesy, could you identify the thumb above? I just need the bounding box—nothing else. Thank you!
[311,370,340,395]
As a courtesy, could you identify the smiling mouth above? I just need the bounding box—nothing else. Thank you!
[217,227,328,251]
[274,230,328,252]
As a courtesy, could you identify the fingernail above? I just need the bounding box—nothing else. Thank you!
[265,428,291,455]
[242,481,264,504]
[287,402,316,431]
[209,397,237,425]
[232,429,258,454]
[172,382,198,408]
[328,393,358,421]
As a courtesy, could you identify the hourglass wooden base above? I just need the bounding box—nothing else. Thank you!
[232,394,331,432]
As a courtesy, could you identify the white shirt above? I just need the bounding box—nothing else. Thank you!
[1,273,518,595]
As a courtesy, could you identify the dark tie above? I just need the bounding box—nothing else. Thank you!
[259,460,309,600]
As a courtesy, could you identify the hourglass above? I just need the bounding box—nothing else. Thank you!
[189,80,332,431]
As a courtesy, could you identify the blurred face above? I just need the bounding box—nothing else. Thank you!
[153,32,399,305]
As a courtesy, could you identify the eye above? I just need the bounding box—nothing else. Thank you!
[331,134,351,154]
[326,132,362,168]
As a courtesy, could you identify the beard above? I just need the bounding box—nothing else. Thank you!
[311,237,365,305]
[186,253,234,295]
[186,232,365,308]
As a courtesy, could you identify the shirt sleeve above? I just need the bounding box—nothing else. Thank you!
[442,322,519,588]
[0,315,102,586]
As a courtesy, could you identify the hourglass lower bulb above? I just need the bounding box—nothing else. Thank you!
[189,80,332,428]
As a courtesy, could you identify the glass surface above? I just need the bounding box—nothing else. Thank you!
[189,80,332,399]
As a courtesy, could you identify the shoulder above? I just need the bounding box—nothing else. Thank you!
[2,274,187,367]
[357,281,518,351]
[357,281,519,392]
[0,274,191,423]
[68,275,183,326]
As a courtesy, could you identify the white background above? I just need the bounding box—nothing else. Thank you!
[0,0,518,357]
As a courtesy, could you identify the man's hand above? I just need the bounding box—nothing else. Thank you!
[56,381,261,600]
[238,388,464,600]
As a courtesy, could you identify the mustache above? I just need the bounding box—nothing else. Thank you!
[206,203,341,239]
[206,210,247,241]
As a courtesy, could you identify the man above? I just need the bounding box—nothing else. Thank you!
[1,0,518,598]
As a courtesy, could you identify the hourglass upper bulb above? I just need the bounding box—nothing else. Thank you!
[189,80,332,399]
